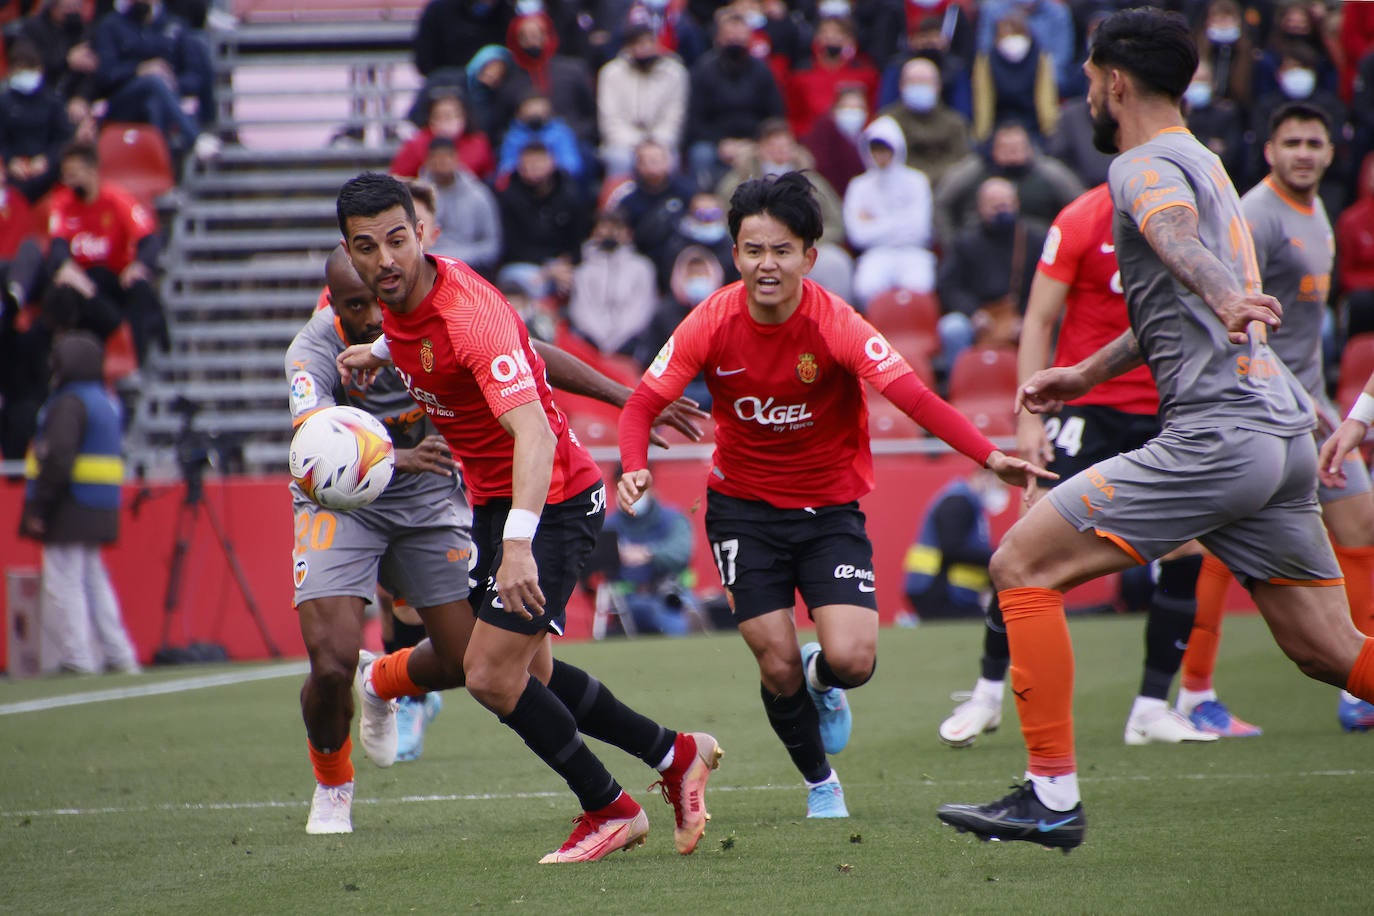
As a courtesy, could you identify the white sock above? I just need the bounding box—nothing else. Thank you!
[972,677,1004,705]
[1129,695,1168,720]
[1027,771,1080,811]
[654,744,676,772]
[804,769,838,789]
[1175,687,1216,716]
[1341,689,1360,703]
[362,663,380,698]
[805,650,826,692]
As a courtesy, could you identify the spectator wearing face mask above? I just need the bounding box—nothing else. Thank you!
[418,138,502,274]
[843,115,935,305]
[634,244,724,402]
[879,13,974,118]
[1184,59,1245,183]
[92,0,219,162]
[877,55,969,187]
[1253,0,1339,103]
[567,209,659,358]
[390,92,495,181]
[15,0,99,130]
[653,192,739,291]
[413,0,514,87]
[1194,0,1256,113]
[933,120,1080,247]
[974,0,1074,95]
[497,91,587,183]
[0,40,73,204]
[1250,43,1346,195]
[617,139,697,269]
[496,141,587,291]
[969,13,1057,143]
[499,11,597,150]
[716,117,847,246]
[801,84,868,197]
[784,15,879,140]
[685,6,785,189]
[597,23,690,177]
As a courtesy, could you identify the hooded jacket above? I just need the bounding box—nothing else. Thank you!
[22,332,122,544]
[842,115,932,252]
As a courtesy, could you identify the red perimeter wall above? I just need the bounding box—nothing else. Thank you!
[0,452,1256,670]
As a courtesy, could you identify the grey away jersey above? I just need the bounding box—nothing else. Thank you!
[285,307,464,510]
[1242,176,1335,406]
[1107,127,1313,437]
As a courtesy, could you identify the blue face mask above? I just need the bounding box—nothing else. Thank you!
[631,493,653,515]
[901,84,938,113]
[682,218,727,244]
[683,276,717,304]
[7,70,41,94]
[1183,81,1212,109]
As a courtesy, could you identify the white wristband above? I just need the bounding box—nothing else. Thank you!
[369,335,391,361]
[1350,393,1374,427]
[503,508,540,541]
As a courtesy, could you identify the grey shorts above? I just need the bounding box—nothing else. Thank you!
[291,485,474,609]
[1048,425,1341,587]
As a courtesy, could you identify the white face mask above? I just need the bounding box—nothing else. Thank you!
[683,276,717,304]
[901,83,938,113]
[1183,81,1212,109]
[834,106,867,137]
[744,10,766,30]
[630,493,652,515]
[980,482,1010,516]
[1206,23,1240,44]
[1279,67,1316,99]
[818,0,850,18]
[7,70,41,94]
[997,35,1032,64]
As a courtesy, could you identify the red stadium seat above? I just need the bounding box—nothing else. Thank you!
[948,345,1019,402]
[1337,333,1374,412]
[951,394,1016,437]
[865,288,940,338]
[97,123,174,209]
[883,330,940,374]
[867,386,919,439]
[104,322,139,385]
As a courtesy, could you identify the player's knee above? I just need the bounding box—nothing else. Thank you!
[758,652,803,695]
[308,649,355,696]
[988,545,1030,591]
[822,644,876,687]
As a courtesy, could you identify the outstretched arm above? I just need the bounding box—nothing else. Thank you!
[1018,329,1143,415]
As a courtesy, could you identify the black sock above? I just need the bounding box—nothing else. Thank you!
[811,650,874,689]
[760,683,830,783]
[1141,555,1203,700]
[383,619,427,655]
[547,659,675,767]
[498,676,621,811]
[981,593,1011,682]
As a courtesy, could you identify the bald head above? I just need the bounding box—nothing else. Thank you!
[327,243,383,345]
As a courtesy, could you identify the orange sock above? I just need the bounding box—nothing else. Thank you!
[1332,544,1374,637]
[308,736,354,787]
[1346,638,1374,702]
[369,646,424,699]
[1000,586,1075,776]
[1181,554,1232,692]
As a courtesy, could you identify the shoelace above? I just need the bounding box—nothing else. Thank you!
[649,777,684,827]
[558,812,599,851]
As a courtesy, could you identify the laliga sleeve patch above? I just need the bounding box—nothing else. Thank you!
[1040,225,1062,265]
[649,337,675,378]
[290,372,318,414]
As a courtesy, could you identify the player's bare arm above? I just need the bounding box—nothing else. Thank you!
[495,401,555,620]
[1017,272,1072,466]
[337,342,388,387]
[392,434,454,477]
[616,468,654,515]
[531,341,708,447]
[1142,204,1282,344]
[983,450,1060,490]
[1019,329,1141,415]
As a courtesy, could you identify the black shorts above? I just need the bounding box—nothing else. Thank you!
[470,483,606,636]
[1041,404,1161,486]
[704,490,879,623]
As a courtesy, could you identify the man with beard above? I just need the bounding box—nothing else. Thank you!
[937,7,1374,853]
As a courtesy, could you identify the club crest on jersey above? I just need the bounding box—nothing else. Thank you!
[420,337,435,373]
[293,557,308,588]
[796,352,818,384]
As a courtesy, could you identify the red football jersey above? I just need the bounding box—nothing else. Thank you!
[1038,183,1159,416]
[640,278,916,508]
[382,255,602,505]
[47,184,156,275]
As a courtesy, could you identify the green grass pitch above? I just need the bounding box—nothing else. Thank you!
[3,613,1371,915]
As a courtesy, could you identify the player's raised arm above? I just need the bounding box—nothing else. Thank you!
[1018,328,1143,415]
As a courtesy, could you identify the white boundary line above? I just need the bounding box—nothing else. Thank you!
[3,769,1367,820]
[0,662,310,716]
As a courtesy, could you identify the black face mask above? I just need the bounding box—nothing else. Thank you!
[520,44,544,61]
[597,237,618,252]
[70,183,94,201]
[996,161,1030,180]
[631,55,658,72]
[130,1,153,22]
[822,44,845,58]
[721,44,749,62]
[524,116,547,131]
[62,12,85,34]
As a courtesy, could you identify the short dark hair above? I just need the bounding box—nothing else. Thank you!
[727,172,824,249]
[1268,100,1331,139]
[336,172,416,237]
[60,140,98,169]
[9,38,41,70]
[1089,7,1198,101]
[406,180,437,215]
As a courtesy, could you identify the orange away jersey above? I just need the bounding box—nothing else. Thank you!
[382,256,602,505]
[47,185,156,274]
[641,278,914,508]
[1038,184,1158,416]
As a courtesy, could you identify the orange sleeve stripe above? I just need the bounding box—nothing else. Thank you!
[1266,577,1346,588]
[1095,529,1147,565]
[1137,200,1196,233]
[292,406,327,428]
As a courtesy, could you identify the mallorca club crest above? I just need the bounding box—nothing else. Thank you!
[796,352,818,384]
[420,337,435,373]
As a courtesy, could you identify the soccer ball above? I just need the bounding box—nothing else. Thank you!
[289,405,395,510]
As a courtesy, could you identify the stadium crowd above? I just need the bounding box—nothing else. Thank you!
[3,0,1374,464]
